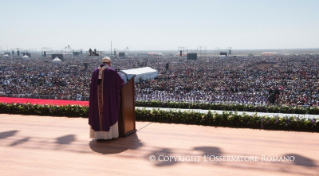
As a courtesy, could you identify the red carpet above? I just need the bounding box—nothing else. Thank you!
[0,97,89,106]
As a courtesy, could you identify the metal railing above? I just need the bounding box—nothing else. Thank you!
[0,94,314,108]
[2,94,89,101]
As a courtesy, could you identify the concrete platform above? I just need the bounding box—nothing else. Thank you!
[0,114,318,176]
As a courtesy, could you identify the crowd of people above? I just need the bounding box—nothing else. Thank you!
[0,53,318,106]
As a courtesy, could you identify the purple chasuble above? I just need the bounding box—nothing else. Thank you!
[89,65,124,131]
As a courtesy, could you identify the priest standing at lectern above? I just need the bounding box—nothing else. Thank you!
[89,57,124,141]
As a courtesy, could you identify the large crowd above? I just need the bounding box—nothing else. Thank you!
[0,53,318,106]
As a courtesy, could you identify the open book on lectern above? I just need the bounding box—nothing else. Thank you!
[117,67,158,84]
[116,69,135,85]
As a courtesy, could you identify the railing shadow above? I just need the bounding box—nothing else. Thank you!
[193,146,222,156]
[146,146,223,167]
[56,135,76,145]
[10,137,30,146]
[0,130,18,139]
[286,153,317,167]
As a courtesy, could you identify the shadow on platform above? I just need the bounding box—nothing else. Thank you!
[286,154,317,167]
[56,135,76,145]
[10,137,30,146]
[89,133,143,154]
[0,130,18,139]
[146,146,223,167]
[193,146,222,156]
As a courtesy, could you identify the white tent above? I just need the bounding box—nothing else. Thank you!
[52,57,62,63]
[262,52,277,56]
[120,67,158,83]
[3,54,9,57]
[22,55,30,60]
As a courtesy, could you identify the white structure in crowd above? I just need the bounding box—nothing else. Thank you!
[52,57,62,63]
[121,67,158,83]
[262,52,277,56]
[22,55,30,60]
[147,52,162,56]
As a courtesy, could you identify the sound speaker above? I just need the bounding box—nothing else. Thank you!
[180,50,182,56]
[44,51,46,57]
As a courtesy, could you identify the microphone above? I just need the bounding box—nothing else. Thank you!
[116,69,129,82]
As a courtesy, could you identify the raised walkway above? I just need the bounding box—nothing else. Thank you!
[1,97,318,119]
[136,107,319,119]
[0,114,318,176]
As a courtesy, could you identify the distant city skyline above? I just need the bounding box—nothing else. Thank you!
[1,0,319,51]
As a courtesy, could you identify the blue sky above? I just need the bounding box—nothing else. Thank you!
[0,0,318,51]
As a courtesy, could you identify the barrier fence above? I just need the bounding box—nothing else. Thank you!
[1,94,89,101]
[0,94,313,108]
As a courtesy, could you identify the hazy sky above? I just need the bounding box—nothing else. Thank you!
[1,0,318,51]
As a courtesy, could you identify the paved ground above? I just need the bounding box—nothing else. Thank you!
[0,114,318,176]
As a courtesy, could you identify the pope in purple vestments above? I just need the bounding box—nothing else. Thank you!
[89,57,124,140]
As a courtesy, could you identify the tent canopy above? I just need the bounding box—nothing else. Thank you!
[120,67,158,83]
[22,55,31,60]
[52,57,62,63]
[262,52,277,56]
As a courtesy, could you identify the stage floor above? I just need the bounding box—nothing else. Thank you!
[0,114,318,176]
